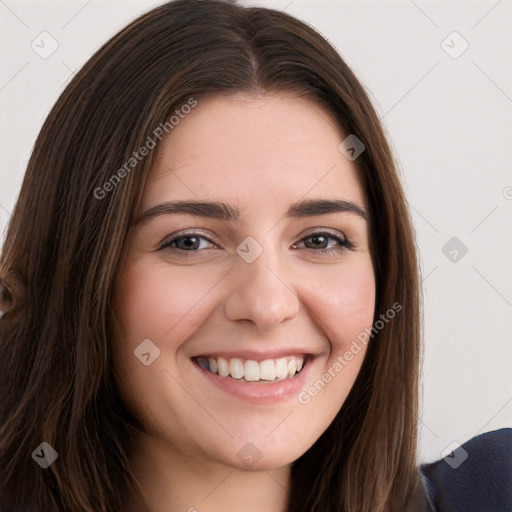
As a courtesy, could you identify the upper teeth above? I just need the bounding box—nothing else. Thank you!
[196,355,305,382]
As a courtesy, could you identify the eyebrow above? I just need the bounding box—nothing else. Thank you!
[135,198,369,225]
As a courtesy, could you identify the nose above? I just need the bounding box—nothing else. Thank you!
[223,247,300,331]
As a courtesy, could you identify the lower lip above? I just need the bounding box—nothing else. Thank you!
[194,358,313,404]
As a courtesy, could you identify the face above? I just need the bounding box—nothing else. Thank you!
[112,93,375,471]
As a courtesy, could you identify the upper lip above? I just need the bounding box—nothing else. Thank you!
[191,349,316,361]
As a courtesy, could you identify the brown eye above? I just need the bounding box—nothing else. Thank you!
[294,231,352,255]
[158,231,216,255]
[304,234,330,249]
[171,236,202,250]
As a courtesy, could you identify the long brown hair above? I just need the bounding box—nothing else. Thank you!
[0,1,426,510]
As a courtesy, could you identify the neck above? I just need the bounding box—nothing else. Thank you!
[124,433,291,512]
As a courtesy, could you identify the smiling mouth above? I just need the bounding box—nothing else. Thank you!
[193,355,310,383]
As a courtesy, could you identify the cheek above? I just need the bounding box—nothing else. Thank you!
[294,258,375,429]
[111,261,221,403]
[112,260,223,426]
[306,257,376,348]
[114,260,220,343]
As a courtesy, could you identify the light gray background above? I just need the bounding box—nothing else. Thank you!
[1,0,511,464]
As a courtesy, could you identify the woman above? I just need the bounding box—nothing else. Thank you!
[0,1,509,511]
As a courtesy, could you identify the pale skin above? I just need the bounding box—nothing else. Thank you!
[113,93,376,512]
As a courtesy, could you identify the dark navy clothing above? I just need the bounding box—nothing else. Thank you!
[420,428,512,512]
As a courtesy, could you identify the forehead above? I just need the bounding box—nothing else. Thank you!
[143,93,366,214]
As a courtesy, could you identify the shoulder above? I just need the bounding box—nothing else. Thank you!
[420,427,512,512]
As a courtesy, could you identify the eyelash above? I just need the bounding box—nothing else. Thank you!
[158,230,353,257]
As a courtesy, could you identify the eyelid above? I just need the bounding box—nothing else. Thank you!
[295,226,352,244]
[157,227,353,255]
[292,229,353,250]
[298,226,347,239]
[156,228,219,251]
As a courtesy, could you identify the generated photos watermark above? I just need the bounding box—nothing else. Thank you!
[297,302,402,405]
[93,97,198,200]
[31,442,58,469]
